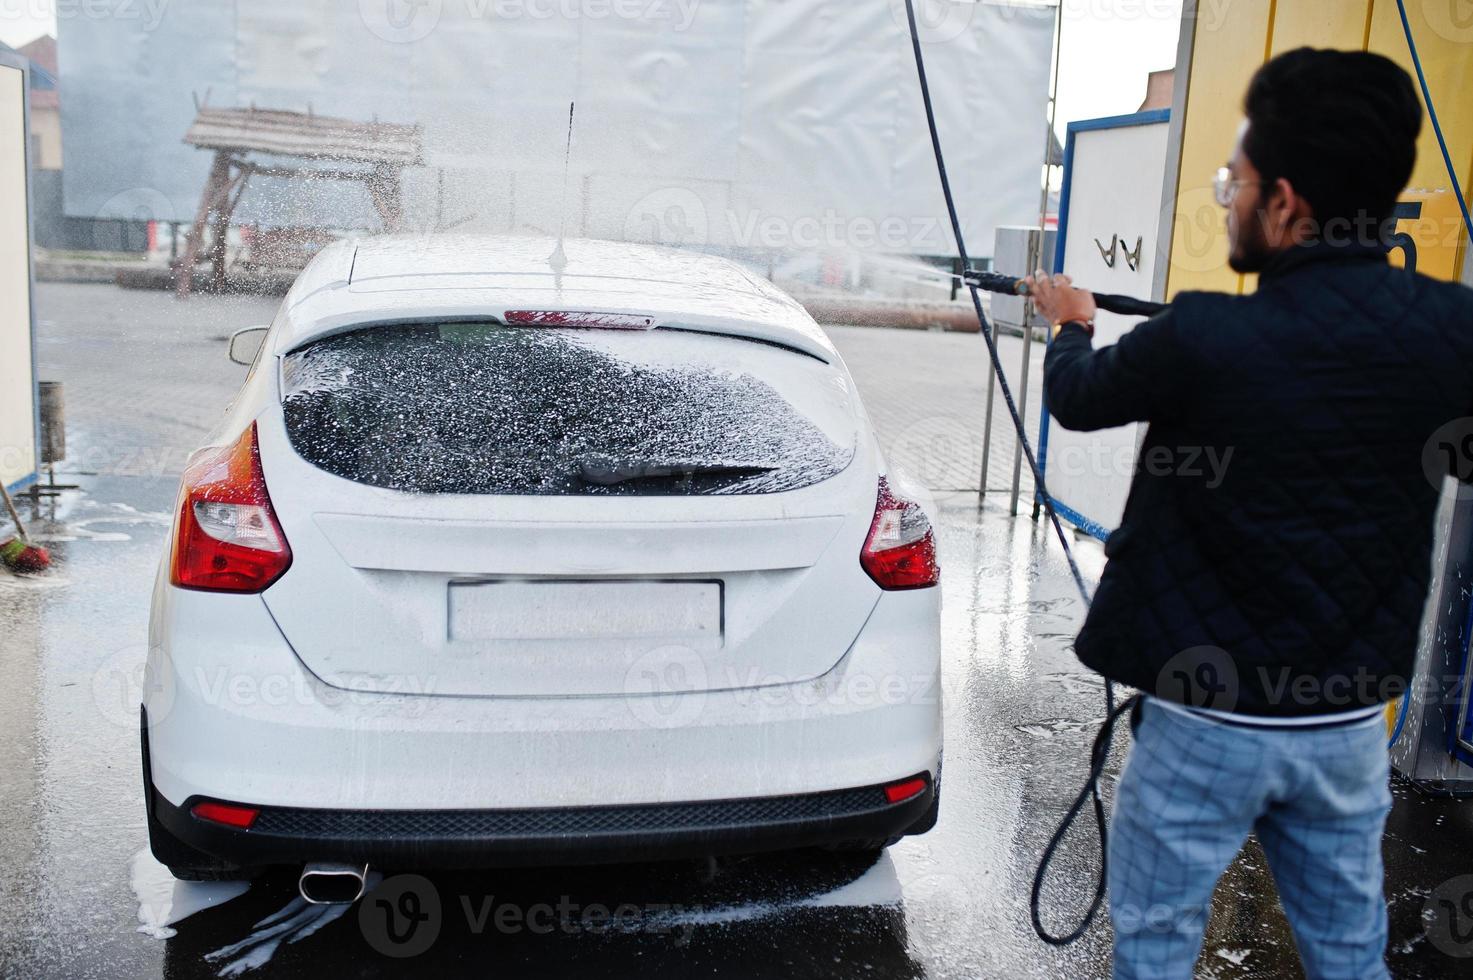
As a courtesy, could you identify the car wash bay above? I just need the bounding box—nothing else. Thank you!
[0,281,1469,979]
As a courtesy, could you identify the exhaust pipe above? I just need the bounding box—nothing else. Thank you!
[298,862,370,905]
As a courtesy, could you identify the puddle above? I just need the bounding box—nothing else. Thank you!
[0,570,72,591]
[1014,718,1101,738]
[1038,671,1104,695]
[30,506,173,544]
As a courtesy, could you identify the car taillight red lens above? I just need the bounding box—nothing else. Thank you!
[191,800,260,829]
[884,777,928,804]
[860,477,939,590]
[169,423,292,593]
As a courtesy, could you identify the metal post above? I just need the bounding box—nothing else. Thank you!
[1010,311,1034,516]
[978,318,998,500]
[1020,1,1064,519]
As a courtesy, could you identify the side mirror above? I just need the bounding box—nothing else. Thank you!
[228,326,269,366]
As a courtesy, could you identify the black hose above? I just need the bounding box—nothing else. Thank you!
[900,0,1129,947]
[964,270,1169,319]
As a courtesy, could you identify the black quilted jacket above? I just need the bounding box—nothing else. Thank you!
[1044,241,1473,717]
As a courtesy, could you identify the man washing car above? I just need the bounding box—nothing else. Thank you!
[1029,48,1473,979]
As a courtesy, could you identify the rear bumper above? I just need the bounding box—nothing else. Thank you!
[149,775,935,869]
[145,586,942,813]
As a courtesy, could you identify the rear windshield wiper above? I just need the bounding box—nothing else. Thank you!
[575,459,777,487]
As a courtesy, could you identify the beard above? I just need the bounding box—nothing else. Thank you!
[1228,210,1273,273]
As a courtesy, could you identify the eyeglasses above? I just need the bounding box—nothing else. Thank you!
[1213,166,1267,207]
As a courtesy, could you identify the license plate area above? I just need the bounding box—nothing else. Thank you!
[448,579,723,643]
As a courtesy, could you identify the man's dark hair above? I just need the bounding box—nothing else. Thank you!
[1242,47,1423,231]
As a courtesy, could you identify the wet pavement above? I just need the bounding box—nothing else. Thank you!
[1,282,1470,978]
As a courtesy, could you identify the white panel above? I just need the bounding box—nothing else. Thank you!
[58,0,1055,255]
[0,63,35,491]
[1046,118,1171,533]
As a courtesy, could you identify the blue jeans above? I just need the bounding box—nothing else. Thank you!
[1108,698,1392,980]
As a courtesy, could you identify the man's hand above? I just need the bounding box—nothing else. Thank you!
[1026,270,1097,328]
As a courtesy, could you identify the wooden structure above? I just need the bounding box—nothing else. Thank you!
[175,105,422,297]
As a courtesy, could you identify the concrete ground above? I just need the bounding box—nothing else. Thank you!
[0,282,1469,978]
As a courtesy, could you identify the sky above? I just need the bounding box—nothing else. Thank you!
[0,4,51,49]
[1,0,1185,132]
[1054,0,1185,128]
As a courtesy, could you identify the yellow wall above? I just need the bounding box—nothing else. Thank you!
[1166,0,1472,297]
[0,64,36,491]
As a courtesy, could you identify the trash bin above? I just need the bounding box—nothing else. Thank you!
[38,381,65,466]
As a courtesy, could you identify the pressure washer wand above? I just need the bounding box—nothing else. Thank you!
[962,269,1169,319]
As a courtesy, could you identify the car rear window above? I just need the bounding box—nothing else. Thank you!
[280,321,857,495]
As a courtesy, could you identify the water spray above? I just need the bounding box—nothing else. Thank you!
[899,0,1141,947]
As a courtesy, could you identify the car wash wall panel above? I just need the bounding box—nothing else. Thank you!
[1165,0,1473,298]
[0,51,38,495]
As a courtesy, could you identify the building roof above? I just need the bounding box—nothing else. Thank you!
[16,35,55,81]
[276,236,838,362]
[183,106,423,166]
[1,35,58,108]
[1138,68,1175,112]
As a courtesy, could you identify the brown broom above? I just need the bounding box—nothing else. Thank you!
[0,481,50,573]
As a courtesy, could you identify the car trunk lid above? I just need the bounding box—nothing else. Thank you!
[255,319,881,697]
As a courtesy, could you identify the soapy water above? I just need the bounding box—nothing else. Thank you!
[131,849,251,941]
[203,884,380,977]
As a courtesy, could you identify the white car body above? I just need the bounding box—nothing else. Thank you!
[142,235,942,875]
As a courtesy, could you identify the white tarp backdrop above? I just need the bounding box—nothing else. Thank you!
[58,0,1055,255]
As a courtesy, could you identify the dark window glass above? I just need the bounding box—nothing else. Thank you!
[281,322,856,495]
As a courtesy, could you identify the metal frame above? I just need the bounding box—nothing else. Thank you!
[0,46,40,497]
[1036,108,1171,542]
[1153,0,1198,304]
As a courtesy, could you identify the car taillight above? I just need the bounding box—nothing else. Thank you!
[884,776,928,804]
[169,423,292,593]
[191,800,260,829]
[860,477,939,590]
[504,310,656,330]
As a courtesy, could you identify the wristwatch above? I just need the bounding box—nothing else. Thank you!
[1052,319,1096,339]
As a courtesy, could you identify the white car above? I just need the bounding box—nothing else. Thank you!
[141,235,942,897]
